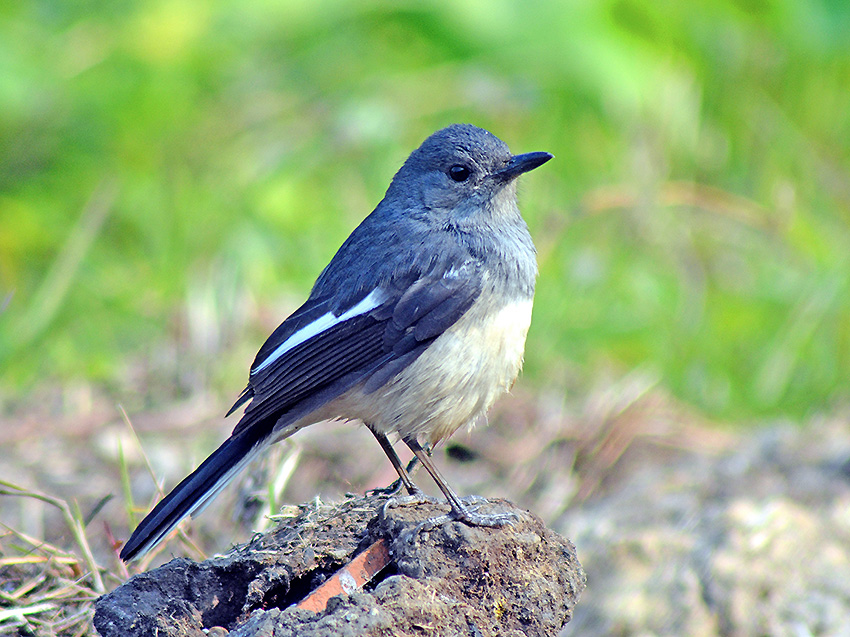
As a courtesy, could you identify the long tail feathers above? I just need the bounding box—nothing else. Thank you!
[120,431,266,562]
[120,366,375,562]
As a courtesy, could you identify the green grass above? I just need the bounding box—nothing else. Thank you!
[1,0,849,420]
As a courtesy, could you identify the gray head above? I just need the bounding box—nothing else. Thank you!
[384,124,552,223]
[312,124,549,300]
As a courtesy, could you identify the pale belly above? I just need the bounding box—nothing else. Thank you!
[337,295,534,445]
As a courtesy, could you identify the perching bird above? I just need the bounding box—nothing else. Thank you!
[120,123,552,561]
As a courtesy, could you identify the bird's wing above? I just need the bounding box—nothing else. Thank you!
[229,260,484,436]
[120,261,485,562]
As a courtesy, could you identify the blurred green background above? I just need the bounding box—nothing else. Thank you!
[1,0,848,421]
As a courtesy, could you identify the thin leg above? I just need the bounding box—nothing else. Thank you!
[403,436,465,510]
[398,442,428,480]
[367,457,422,496]
[402,436,516,528]
[403,454,421,477]
[367,427,420,495]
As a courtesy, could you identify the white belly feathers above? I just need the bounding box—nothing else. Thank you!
[337,291,534,445]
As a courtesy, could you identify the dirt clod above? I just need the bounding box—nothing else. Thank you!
[94,494,585,637]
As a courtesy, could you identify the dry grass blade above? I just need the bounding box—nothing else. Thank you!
[117,407,208,569]
[117,404,163,498]
[0,522,101,636]
[0,480,104,593]
[0,602,57,622]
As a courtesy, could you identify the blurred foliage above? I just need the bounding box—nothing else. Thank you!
[0,0,848,420]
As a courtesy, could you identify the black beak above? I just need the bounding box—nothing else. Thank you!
[493,151,553,182]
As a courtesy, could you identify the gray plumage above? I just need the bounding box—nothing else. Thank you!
[120,123,552,562]
[314,124,538,301]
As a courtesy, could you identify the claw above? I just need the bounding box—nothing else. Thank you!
[452,507,519,527]
[458,494,491,508]
[394,498,519,546]
[450,495,519,527]
[366,478,405,497]
[380,491,436,519]
[401,513,452,545]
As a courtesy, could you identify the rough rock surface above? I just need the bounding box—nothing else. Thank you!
[94,495,585,637]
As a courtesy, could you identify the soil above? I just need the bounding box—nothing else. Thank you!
[93,494,585,637]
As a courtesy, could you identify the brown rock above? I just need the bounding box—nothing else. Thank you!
[94,494,584,637]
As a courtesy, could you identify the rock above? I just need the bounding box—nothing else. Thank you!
[94,495,585,637]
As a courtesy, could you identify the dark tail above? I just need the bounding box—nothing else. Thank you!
[120,363,381,561]
[120,430,266,562]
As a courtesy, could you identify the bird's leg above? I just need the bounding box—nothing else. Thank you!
[402,436,518,531]
[370,454,423,496]
[366,427,424,497]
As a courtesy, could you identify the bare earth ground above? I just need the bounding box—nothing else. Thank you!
[1,371,849,636]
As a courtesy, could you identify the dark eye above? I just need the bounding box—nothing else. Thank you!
[448,164,471,182]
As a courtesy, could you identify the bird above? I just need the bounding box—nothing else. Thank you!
[120,123,552,562]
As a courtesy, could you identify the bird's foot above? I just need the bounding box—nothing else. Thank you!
[379,490,437,517]
[452,495,520,527]
[366,454,422,497]
[400,495,518,544]
[454,494,490,508]
[366,478,406,497]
